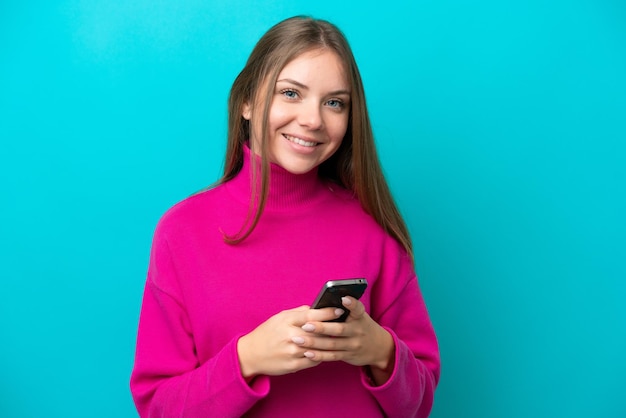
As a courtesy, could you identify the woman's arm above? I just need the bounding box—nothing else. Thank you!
[130,278,270,418]
[289,236,440,418]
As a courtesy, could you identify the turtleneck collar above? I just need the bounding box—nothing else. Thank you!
[224,144,329,212]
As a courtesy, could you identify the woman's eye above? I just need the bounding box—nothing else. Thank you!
[281,89,299,99]
[326,99,344,109]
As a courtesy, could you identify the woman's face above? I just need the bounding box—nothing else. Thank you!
[243,49,350,175]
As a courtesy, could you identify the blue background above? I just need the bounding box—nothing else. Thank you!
[1,1,624,416]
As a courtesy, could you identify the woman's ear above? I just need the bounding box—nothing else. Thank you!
[242,102,251,120]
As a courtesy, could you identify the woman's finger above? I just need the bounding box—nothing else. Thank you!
[342,296,365,319]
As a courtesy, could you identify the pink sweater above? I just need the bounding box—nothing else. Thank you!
[130,147,440,417]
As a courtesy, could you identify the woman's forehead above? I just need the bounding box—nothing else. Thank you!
[277,50,348,89]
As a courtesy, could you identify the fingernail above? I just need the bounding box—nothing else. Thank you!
[291,336,305,344]
[302,323,315,332]
[341,297,352,306]
[335,308,345,317]
[303,351,315,359]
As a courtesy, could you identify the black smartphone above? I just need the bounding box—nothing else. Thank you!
[312,278,368,322]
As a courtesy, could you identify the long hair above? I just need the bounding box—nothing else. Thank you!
[221,16,414,263]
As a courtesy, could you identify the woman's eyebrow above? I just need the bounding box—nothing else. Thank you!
[277,78,307,89]
[277,78,350,96]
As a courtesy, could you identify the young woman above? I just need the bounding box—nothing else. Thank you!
[131,16,440,417]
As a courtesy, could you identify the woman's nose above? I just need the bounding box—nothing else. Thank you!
[297,102,323,130]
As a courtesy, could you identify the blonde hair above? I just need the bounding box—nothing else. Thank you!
[221,16,414,263]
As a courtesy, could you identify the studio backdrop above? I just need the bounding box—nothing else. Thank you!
[1,1,624,417]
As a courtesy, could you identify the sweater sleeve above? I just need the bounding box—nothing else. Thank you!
[130,227,270,417]
[361,236,441,418]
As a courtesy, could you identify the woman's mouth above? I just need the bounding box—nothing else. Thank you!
[284,134,318,147]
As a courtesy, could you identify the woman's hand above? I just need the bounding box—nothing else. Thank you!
[294,297,396,385]
[236,305,344,380]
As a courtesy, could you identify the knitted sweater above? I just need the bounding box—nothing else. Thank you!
[130,146,440,417]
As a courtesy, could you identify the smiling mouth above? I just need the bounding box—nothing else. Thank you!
[284,134,319,147]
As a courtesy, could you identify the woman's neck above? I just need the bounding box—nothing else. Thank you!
[225,145,327,212]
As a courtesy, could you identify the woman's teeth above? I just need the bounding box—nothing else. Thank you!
[285,135,317,147]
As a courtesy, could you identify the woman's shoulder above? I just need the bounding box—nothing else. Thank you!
[324,182,388,235]
[154,183,229,232]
